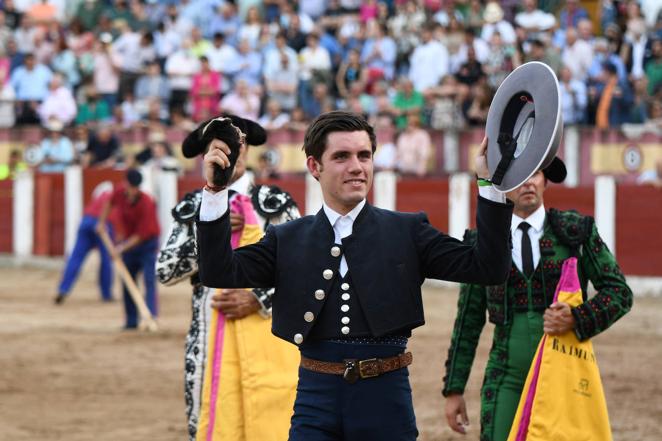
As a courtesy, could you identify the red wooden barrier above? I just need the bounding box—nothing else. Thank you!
[396,178,449,232]
[82,168,125,205]
[9,164,662,278]
[469,184,595,229]
[616,185,662,276]
[0,180,12,252]
[264,129,306,145]
[177,176,206,201]
[33,173,65,256]
[543,185,595,216]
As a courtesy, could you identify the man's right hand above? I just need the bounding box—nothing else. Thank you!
[445,393,469,434]
[230,212,245,232]
[203,139,232,189]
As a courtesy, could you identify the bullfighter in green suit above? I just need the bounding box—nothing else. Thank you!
[442,158,633,441]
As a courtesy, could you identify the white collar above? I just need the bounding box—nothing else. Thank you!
[229,172,251,195]
[323,199,366,227]
[511,204,546,235]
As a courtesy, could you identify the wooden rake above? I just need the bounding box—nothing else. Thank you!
[98,228,158,332]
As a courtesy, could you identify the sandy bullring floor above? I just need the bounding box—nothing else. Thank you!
[0,261,660,441]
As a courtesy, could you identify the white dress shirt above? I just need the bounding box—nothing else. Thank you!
[562,39,593,81]
[515,10,556,31]
[628,35,648,79]
[481,21,517,45]
[322,199,366,277]
[408,40,449,92]
[511,204,546,274]
[478,185,506,204]
[206,44,241,76]
[560,78,588,124]
[199,173,253,219]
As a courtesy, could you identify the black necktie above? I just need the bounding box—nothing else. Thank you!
[519,222,534,277]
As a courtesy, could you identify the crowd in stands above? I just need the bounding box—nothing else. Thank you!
[0,0,661,178]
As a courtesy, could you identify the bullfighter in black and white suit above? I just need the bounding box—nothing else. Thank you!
[196,111,514,440]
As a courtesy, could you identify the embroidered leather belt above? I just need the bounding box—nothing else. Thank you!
[300,352,413,384]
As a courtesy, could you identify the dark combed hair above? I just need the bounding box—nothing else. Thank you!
[302,111,377,161]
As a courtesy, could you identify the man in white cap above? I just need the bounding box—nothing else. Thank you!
[36,119,74,173]
[481,2,516,45]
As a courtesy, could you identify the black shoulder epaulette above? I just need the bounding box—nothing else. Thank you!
[171,190,202,223]
[250,184,297,221]
[547,208,594,250]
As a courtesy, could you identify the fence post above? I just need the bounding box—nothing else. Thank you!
[65,166,83,255]
[564,125,580,187]
[373,171,397,210]
[139,165,154,196]
[157,169,178,245]
[595,175,616,256]
[443,131,460,173]
[449,173,471,240]
[305,173,324,216]
[13,169,34,258]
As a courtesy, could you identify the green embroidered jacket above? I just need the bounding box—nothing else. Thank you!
[443,209,633,396]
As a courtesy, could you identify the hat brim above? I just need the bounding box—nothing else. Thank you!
[486,62,563,192]
[182,124,208,158]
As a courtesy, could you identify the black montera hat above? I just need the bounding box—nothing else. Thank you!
[542,156,566,183]
[181,114,266,159]
[486,61,564,191]
[181,115,267,188]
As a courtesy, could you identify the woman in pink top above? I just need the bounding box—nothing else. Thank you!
[190,56,221,122]
[0,56,9,85]
[360,0,379,22]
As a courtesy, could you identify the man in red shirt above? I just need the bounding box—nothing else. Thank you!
[97,169,161,329]
[55,183,115,304]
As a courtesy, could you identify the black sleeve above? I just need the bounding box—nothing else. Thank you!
[417,196,513,285]
[196,213,277,289]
